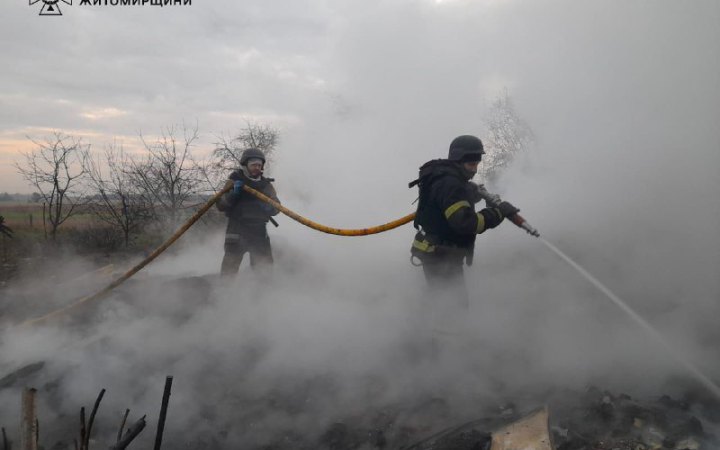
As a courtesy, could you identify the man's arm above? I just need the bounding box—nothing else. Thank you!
[263,183,281,216]
[437,180,503,235]
[216,179,236,212]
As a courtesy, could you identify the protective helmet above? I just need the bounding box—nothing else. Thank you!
[448,135,484,163]
[240,148,266,166]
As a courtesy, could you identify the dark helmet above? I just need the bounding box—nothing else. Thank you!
[448,135,484,163]
[240,148,266,166]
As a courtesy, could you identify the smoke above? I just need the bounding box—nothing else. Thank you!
[1,0,719,447]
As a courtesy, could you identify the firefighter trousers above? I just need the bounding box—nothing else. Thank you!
[220,226,273,276]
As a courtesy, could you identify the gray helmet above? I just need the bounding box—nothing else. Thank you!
[240,148,266,166]
[448,135,484,163]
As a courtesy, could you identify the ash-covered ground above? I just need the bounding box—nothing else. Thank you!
[1,222,719,449]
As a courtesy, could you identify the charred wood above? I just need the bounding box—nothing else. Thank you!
[152,376,173,450]
[84,389,106,450]
[109,416,146,450]
[116,409,130,443]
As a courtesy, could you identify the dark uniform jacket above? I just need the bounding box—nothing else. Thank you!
[216,170,280,236]
[411,160,503,261]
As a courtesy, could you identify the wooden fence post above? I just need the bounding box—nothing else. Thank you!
[20,388,38,450]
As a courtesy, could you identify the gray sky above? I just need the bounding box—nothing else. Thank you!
[1,1,720,446]
[2,0,717,194]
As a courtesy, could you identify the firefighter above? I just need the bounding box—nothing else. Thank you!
[216,148,280,276]
[410,135,519,308]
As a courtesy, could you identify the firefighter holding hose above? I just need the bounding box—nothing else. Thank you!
[409,135,520,309]
[216,148,280,277]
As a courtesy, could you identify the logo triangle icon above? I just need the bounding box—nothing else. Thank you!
[40,3,62,15]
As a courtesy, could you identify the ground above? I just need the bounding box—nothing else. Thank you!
[1,270,718,450]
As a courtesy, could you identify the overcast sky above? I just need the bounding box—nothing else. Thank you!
[1,0,717,195]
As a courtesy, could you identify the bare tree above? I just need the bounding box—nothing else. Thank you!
[129,123,204,227]
[14,132,88,241]
[192,155,226,201]
[83,143,152,247]
[213,120,279,173]
[197,120,281,196]
[478,90,535,183]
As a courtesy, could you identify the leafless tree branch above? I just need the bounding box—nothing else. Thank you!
[14,132,88,241]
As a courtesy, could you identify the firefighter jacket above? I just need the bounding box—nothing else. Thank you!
[216,170,280,235]
[411,159,504,260]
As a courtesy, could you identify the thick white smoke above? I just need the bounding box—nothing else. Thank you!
[1,0,719,447]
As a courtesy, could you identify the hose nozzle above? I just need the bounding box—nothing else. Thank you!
[476,184,540,237]
[508,214,540,237]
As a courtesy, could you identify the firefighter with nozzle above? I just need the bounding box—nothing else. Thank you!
[216,148,280,276]
[409,135,519,308]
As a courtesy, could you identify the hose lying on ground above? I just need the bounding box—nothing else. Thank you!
[19,185,416,327]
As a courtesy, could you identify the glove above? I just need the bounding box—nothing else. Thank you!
[233,179,244,194]
[497,201,520,218]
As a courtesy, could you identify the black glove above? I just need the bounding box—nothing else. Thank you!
[497,201,519,218]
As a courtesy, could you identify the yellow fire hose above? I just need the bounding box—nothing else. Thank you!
[19,184,415,327]
[243,185,416,236]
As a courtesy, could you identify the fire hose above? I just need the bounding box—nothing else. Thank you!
[19,183,535,327]
[244,186,416,236]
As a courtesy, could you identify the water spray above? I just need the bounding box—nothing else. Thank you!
[539,238,720,400]
[476,184,720,399]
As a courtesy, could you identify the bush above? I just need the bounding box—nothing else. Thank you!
[64,225,126,253]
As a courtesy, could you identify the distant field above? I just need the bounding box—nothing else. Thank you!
[0,201,96,229]
[0,202,42,225]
